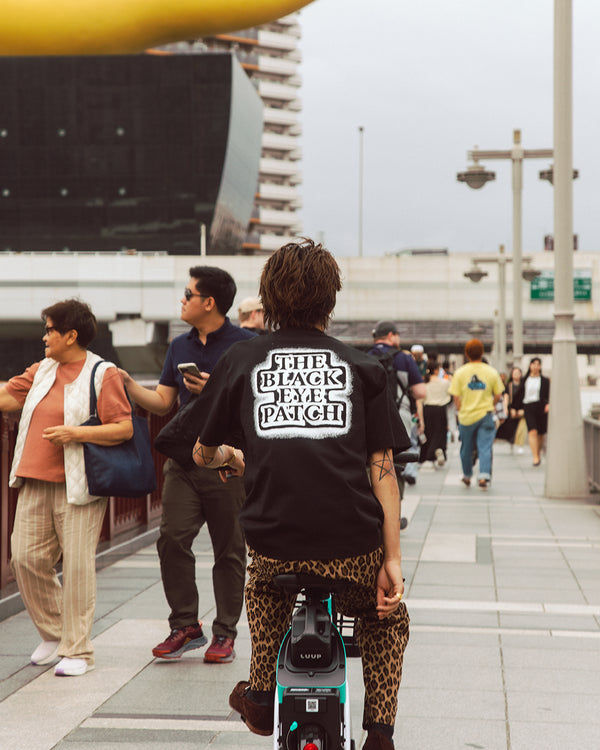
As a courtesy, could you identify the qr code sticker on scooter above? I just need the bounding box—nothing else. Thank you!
[306,699,319,712]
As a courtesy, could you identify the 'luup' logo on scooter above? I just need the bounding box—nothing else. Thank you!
[252,348,353,439]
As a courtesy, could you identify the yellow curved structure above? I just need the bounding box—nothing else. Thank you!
[1,0,315,55]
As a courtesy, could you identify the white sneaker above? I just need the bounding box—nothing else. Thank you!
[31,640,60,666]
[435,448,445,467]
[516,447,524,455]
[54,657,94,676]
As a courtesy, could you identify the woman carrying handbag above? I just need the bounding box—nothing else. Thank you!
[0,299,133,676]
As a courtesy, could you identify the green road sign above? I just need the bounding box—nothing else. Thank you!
[530,269,591,301]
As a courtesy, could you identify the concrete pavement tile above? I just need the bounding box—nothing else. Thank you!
[409,630,501,646]
[420,532,477,562]
[209,732,278,747]
[411,562,495,586]
[394,717,508,750]
[401,663,503,691]
[504,665,600,694]
[61,729,219,746]
[494,571,578,590]
[0,613,40,655]
[498,612,600,631]
[501,644,600,670]
[499,632,600,651]
[579,586,600,602]
[396,686,506,720]
[97,572,161,587]
[496,587,588,604]
[570,569,600,583]
[407,584,498,601]
[405,642,501,668]
[409,610,501,628]
[507,691,600,724]
[490,549,568,565]
[509,720,600,750]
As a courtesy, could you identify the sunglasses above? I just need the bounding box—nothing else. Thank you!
[44,326,58,335]
[184,288,209,301]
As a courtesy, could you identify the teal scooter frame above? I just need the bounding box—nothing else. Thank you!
[273,574,357,750]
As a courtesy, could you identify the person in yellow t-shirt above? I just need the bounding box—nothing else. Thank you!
[448,339,504,490]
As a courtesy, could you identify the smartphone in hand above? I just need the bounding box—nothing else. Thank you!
[177,362,201,378]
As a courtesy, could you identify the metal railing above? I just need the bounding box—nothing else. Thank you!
[584,415,600,493]
[0,407,174,589]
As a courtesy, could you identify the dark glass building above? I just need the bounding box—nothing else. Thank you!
[0,53,263,254]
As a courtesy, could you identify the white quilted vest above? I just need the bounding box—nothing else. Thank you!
[10,351,115,505]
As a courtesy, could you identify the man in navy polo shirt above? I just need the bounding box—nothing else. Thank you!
[121,266,255,663]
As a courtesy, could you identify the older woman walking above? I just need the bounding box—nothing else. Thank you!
[0,299,132,676]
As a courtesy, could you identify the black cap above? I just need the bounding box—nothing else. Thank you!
[372,320,398,339]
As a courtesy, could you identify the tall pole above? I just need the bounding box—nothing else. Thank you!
[199,222,206,256]
[498,245,507,374]
[545,0,587,497]
[358,126,364,257]
[511,130,524,367]
[459,133,551,365]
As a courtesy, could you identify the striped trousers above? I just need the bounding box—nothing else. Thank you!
[10,479,107,665]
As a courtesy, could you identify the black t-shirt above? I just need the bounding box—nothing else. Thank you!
[196,328,410,560]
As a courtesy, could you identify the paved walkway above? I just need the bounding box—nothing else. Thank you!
[1,440,600,750]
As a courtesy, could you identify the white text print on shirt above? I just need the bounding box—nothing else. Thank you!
[251,348,353,439]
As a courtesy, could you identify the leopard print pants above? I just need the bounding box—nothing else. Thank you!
[245,546,410,730]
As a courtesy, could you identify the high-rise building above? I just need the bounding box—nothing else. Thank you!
[161,12,303,255]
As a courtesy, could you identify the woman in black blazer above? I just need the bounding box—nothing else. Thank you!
[513,357,550,466]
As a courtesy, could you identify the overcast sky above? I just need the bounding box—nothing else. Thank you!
[298,0,600,257]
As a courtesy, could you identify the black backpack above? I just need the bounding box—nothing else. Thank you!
[368,346,409,409]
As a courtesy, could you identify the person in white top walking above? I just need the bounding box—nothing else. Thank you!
[513,357,550,467]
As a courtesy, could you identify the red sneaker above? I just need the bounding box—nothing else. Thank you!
[152,623,207,659]
[204,635,236,663]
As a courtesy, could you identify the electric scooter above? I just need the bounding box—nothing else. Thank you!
[272,451,416,749]
[273,574,357,750]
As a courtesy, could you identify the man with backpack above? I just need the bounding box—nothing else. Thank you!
[368,322,426,499]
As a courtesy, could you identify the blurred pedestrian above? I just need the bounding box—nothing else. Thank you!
[410,344,428,378]
[370,324,425,487]
[238,296,266,334]
[496,366,525,452]
[448,339,504,490]
[419,360,451,467]
[512,357,550,466]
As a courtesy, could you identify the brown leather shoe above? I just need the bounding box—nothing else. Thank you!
[229,681,273,736]
[362,729,395,750]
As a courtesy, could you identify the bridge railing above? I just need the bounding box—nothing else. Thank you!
[0,406,174,590]
[584,415,600,494]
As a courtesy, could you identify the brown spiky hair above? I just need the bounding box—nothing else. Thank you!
[259,238,342,330]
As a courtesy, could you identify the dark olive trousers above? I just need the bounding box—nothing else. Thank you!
[157,459,246,638]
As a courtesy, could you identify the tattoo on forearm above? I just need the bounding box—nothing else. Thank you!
[373,449,395,481]
[193,443,222,466]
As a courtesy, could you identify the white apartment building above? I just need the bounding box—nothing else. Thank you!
[159,14,303,255]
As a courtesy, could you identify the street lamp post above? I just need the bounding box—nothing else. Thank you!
[457,130,552,367]
[358,125,364,257]
[545,0,587,498]
[464,245,540,374]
